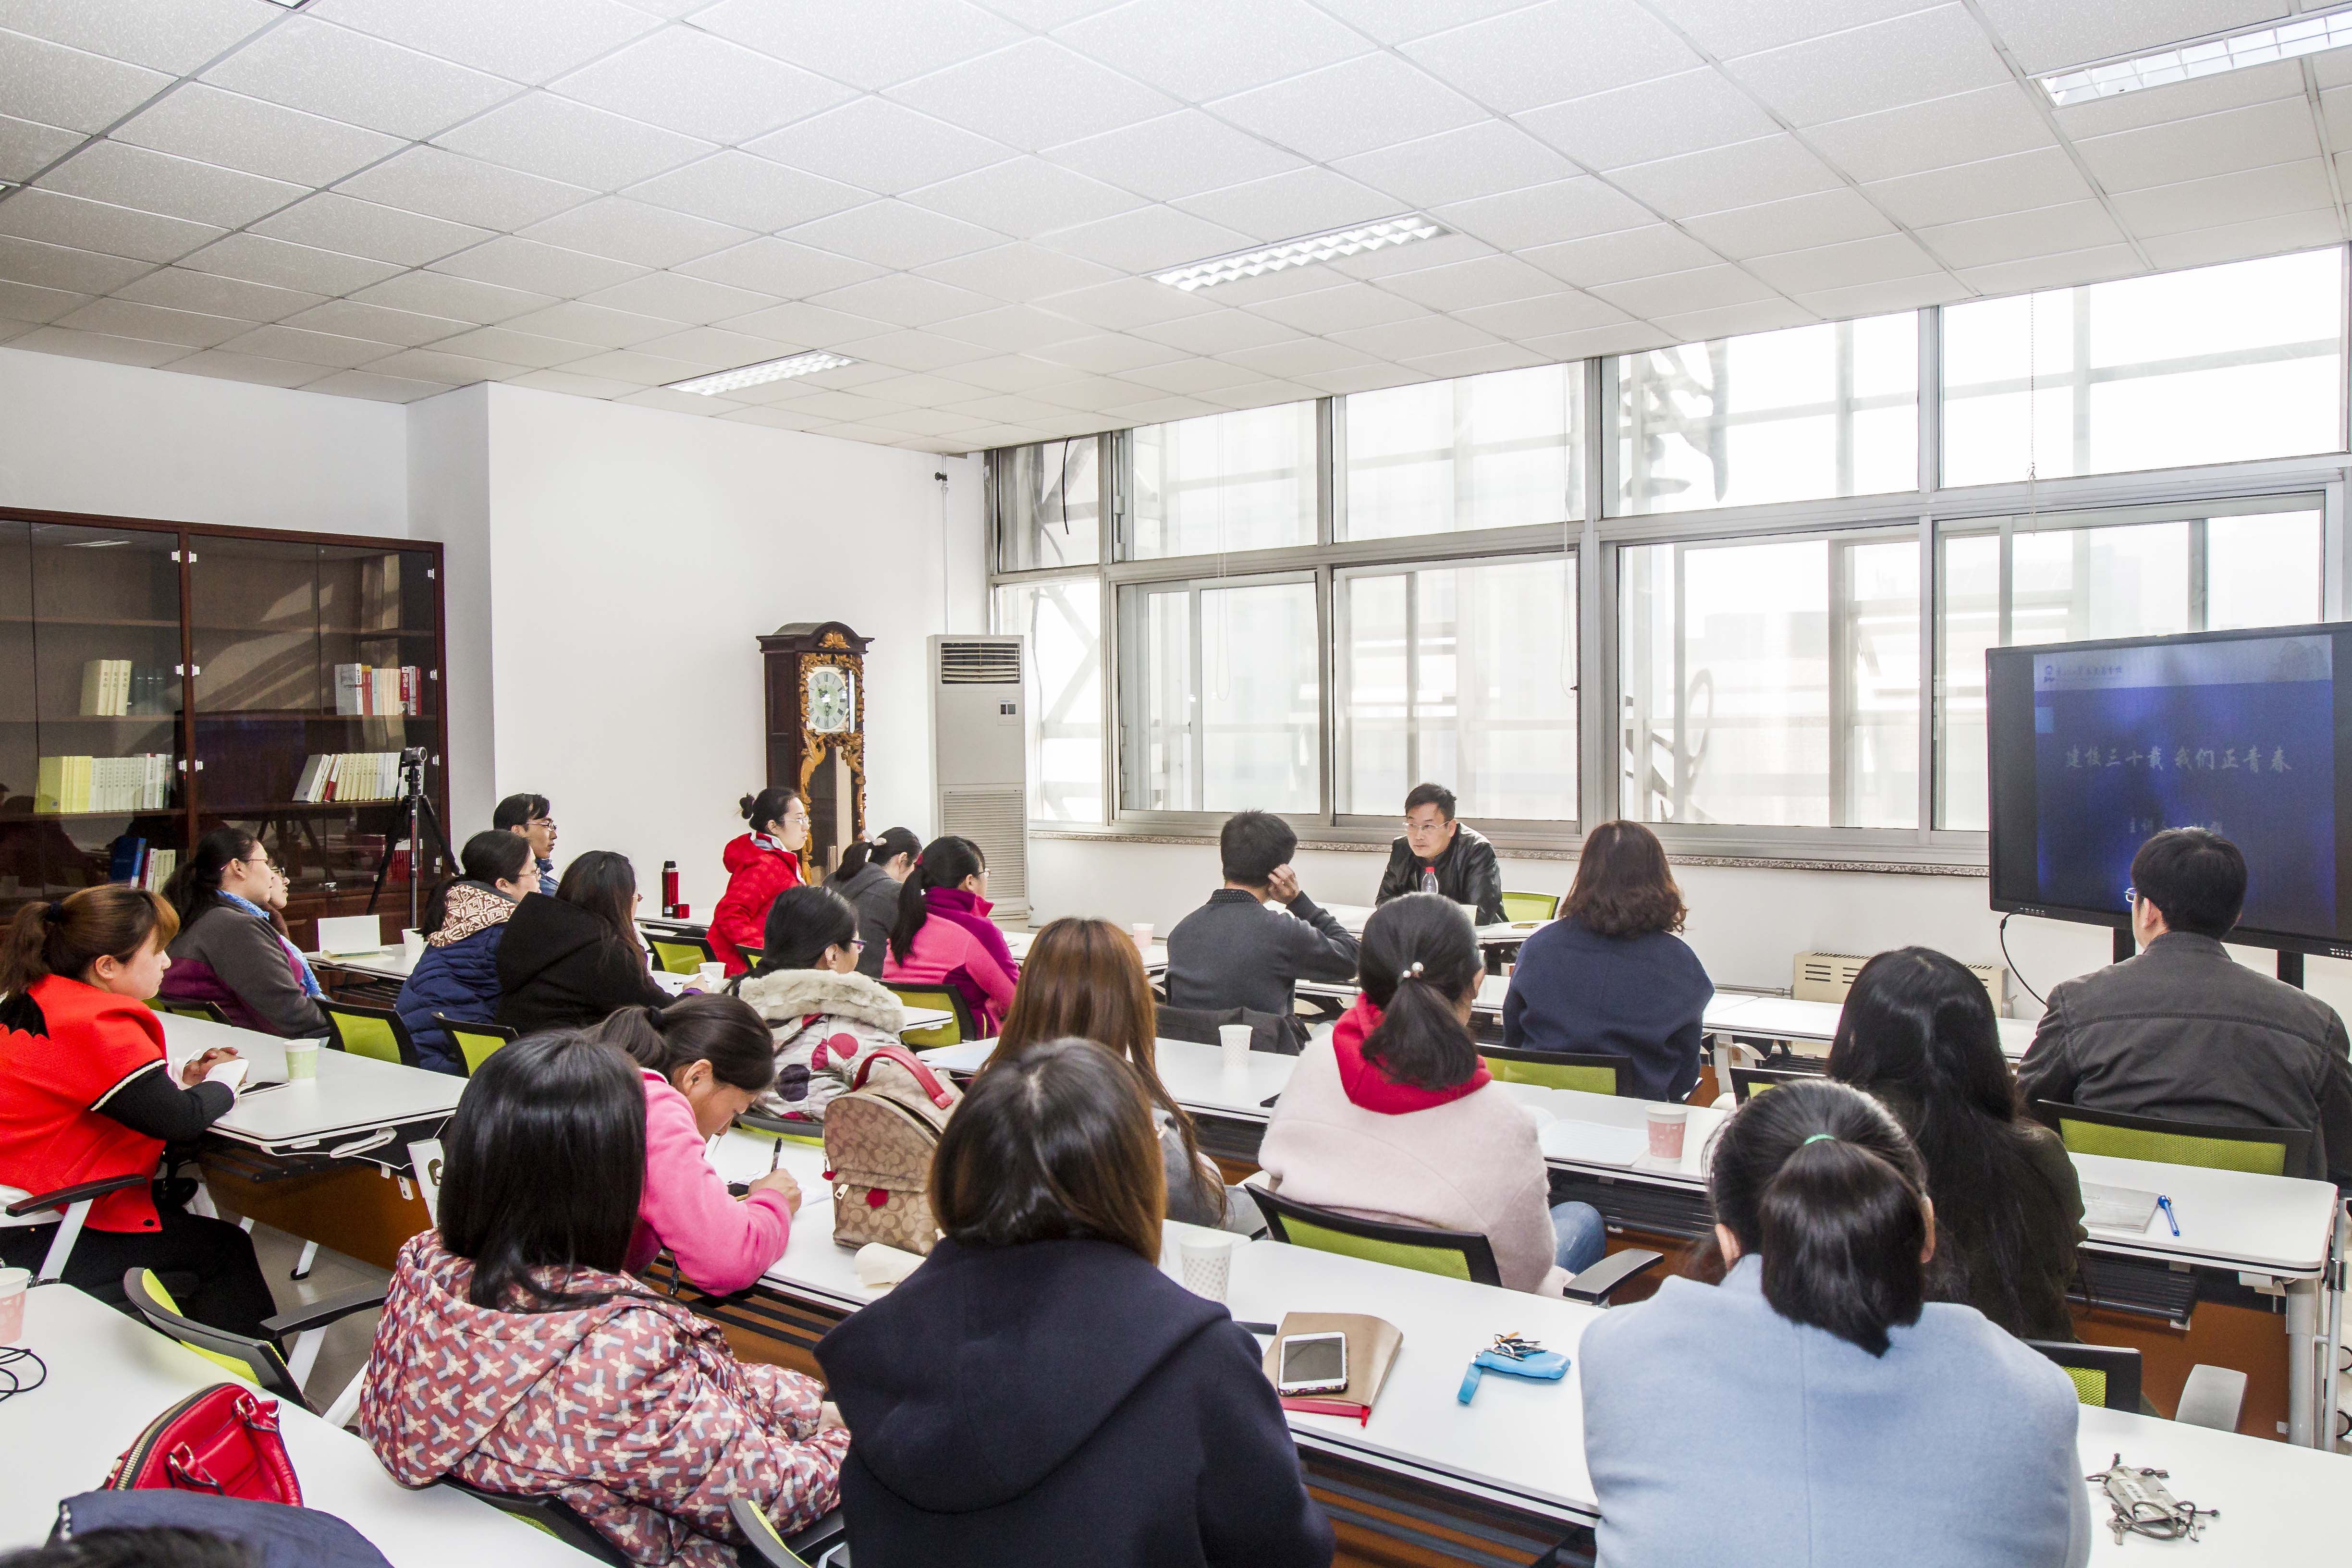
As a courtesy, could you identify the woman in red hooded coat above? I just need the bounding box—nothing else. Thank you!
[711,787,806,975]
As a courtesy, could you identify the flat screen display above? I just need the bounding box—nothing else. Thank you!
[1986,623,2352,955]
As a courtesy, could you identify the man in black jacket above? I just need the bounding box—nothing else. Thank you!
[1165,810,1358,1019]
[2018,828,2352,1186]
[1375,782,1505,923]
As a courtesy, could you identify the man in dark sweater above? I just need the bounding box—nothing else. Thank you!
[1165,811,1359,1019]
[1375,782,1505,923]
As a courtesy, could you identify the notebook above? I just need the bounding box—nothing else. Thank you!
[2082,1183,2161,1232]
[1261,1312,1403,1426]
[1540,1120,1650,1166]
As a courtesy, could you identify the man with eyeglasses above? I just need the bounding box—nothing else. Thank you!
[493,792,559,895]
[1374,783,1505,925]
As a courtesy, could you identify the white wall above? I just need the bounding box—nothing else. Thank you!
[405,385,493,834]
[0,346,406,534]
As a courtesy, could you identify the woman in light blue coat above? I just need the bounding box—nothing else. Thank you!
[1579,1079,2091,1568]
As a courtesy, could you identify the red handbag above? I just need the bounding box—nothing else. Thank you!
[105,1383,303,1506]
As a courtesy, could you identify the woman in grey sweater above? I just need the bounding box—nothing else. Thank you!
[825,826,919,980]
[157,827,328,1038]
[1580,1079,2090,1568]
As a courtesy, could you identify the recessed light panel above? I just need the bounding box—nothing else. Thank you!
[1152,215,1448,292]
[2042,8,2352,105]
[666,350,858,396]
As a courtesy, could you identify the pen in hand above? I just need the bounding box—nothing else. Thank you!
[2156,1194,2179,1236]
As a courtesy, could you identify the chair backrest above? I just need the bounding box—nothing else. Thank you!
[1499,891,1559,923]
[884,982,973,1048]
[1729,1065,1814,1103]
[2025,1339,2143,1410]
[735,1107,827,1149]
[122,1268,307,1407]
[1250,1182,1503,1286]
[731,1498,847,1568]
[738,945,764,968]
[151,999,231,1026]
[321,1001,420,1068]
[1480,1045,1620,1096]
[2034,1100,2305,1177]
[437,1477,631,1566]
[434,1013,518,1077]
[646,934,714,974]
[1156,1003,1298,1055]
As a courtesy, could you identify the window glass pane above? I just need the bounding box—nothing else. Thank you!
[992,440,1098,570]
[991,579,1102,823]
[1935,532,1999,831]
[1340,365,1583,539]
[1129,404,1317,559]
[1122,579,1320,812]
[1614,313,1919,514]
[1941,250,2345,487]
[1845,539,1921,830]
[1340,557,1577,820]
[1136,588,1192,810]
[2208,508,2324,630]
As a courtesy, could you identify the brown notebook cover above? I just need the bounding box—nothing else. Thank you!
[1261,1311,1403,1425]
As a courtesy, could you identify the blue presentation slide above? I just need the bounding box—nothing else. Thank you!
[2032,635,2334,936]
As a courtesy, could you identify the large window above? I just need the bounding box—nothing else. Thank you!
[1119,576,1321,813]
[993,437,1099,571]
[992,578,1102,823]
[1338,365,1583,539]
[1942,251,2345,488]
[1128,404,1317,559]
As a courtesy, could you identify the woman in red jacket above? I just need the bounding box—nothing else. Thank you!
[0,885,278,1338]
[712,787,807,975]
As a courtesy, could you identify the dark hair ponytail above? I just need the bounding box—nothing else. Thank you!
[0,885,179,995]
[165,825,257,930]
[1355,892,1482,1091]
[834,824,920,883]
[740,786,800,835]
[592,993,775,1092]
[1706,1078,1930,1357]
[889,835,985,966]
[748,884,858,977]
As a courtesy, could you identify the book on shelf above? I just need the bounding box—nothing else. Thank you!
[76,661,175,718]
[34,753,172,813]
[333,663,422,717]
[139,847,176,893]
[293,750,403,803]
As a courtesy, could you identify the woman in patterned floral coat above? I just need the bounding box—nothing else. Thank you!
[358,1030,847,1566]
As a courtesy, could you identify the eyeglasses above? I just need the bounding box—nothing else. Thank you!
[2125,886,2140,904]
[845,939,865,951]
[242,854,282,875]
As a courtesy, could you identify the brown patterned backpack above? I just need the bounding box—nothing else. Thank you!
[822,1042,961,1254]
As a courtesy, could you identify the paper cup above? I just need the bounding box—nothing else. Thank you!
[400,928,426,966]
[1646,1104,1690,1160]
[698,961,725,988]
[1131,922,1153,952]
[0,1266,28,1344]
[1179,1232,1237,1302]
[285,1041,319,1081]
[1218,1022,1251,1074]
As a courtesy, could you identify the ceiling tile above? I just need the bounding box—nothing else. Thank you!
[160,348,322,388]
[2057,58,2303,140]
[553,346,705,382]
[0,28,170,135]
[1589,261,1776,317]
[0,277,88,324]
[1334,121,1582,210]
[1724,5,2010,127]
[1027,371,1152,409]
[906,157,1144,240]
[428,325,600,368]
[1130,308,1304,354]
[1785,270,1969,320]
[0,113,81,184]
[720,402,841,430]
[1031,204,1258,273]
[2140,208,2345,270]
[0,188,222,264]
[2114,159,2336,238]
[1327,314,1501,359]
[1394,342,1550,378]
[1608,135,1841,219]
[1803,83,2055,185]
[1912,199,2126,269]
[693,0,1023,91]
[1292,362,1426,395]
[364,346,527,383]
[620,150,867,232]
[1862,147,2093,229]
[858,369,1019,404]
[615,385,746,415]
[772,388,914,421]
[348,270,555,323]
[7,324,189,367]
[934,303,1095,350]
[1403,0,1703,115]
[115,266,324,321]
[0,233,150,293]
[506,366,641,396]
[1681,186,1895,259]
[1952,243,2146,296]
[1517,319,1670,358]
[281,297,475,347]
[1209,53,1487,164]
[2076,99,2322,196]
[862,405,982,437]
[199,17,515,141]
[338,145,592,230]
[745,98,1013,196]
[497,298,676,348]
[109,85,406,188]
[1096,393,1220,424]
[431,235,646,296]
[1514,67,1779,172]
[1650,297,1816,341]
[1043,110,1303,204]
[1175,168,1400,242]
[715,298,891,345]
[56,296,247,348]
[214,323,392,369]
[679,235,884,298]
[37,141,304,229]
[584,269,781,323]
[1057,0,1370,101]
[820,325,998,369]
[1519,222,1723,287]
[1648,0,1950,60]
[434,91,715,192]
[1194,377,1324,410]
[0,0,273,74]
[1972,0,2281,76]
[782,199,1005,270]
[302,367,453,402]
[915,242,1120,302]
[1325,228,1498,280]
[888,38,1181,153]
[1743,231,1944,294]
[252,192,490,267]
[1246,281,1433,334]
[520,196,752,269]
[941,353,1092,392]
[806,273,996,328]
[551,28,855,145]
[1029,332,1187,373]
[306,0,661,85]
[944,390,1079,423]
[1449,288,1632,337]
[1372,252,1562,310]
[1433,176,1654,249]
[1033,274,1222,330]
[1114,355,1262,393]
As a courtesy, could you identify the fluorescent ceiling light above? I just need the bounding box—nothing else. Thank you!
[666,350,856,396]
[1153,215,1448,292]
[2041,7,2352,105]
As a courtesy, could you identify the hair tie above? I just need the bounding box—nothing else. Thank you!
[1802,1132,1838,1146]
[1405,960,1425,980]
[40,903,67,926]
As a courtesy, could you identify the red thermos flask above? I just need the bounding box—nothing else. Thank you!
[662,860,679,919]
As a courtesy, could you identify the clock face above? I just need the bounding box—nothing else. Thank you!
[806,664,853,733]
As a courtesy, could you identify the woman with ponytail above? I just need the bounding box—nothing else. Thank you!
[0,886,280,1338]
[592,993,801,1295]
[712,787,808,975]
[1580,1078,2090,1568]
[828,824,919,979]
[1257,893,1606,1293]
[1831,947,2086,1340]
[157,825,327,1038]
[880,835,1019,1036]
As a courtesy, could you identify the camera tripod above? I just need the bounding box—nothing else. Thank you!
[368,747,458,933]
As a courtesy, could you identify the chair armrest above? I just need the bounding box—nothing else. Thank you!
[261,1283,389,1335]
[1563,1248,1664,1304]
[732,1498,846,1566]
[783,1507,848,1561]
[5,1171,151,1217]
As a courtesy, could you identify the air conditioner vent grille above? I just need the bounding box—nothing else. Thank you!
[939,641,1020,684]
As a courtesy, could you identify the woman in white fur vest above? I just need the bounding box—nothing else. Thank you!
[732,885,906,1124]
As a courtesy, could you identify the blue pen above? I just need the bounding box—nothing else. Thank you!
[2156,1195,2180,1236]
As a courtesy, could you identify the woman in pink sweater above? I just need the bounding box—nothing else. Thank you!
[880,835,1019,1035]
[1257,893,1606,1295]
[595,994,800,1295]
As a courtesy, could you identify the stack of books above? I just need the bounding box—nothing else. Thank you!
[35,753,174,812]
[78,661,175,716]
[333,664,421,717]
[292,752,405,803]
[108,838,179,892]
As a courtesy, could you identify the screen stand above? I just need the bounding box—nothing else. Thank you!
[2113,928,2135,965]
[2278,951,2305,989]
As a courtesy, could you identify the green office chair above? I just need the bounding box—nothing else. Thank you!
[122,1267,387,1428]
[1730,1065,1814,1103]
[4,1172,150,1281]
[884,982,976,1048]
[648,933,716,975]
[2034,1100,2309,1177]
[1481,1044,1622,1096]
[737,945,764,969]
[1249,1183,1664,1305]
[2026,1340,2143,1410]
[440,1479,630,1566]
[1499,891,1560,923]
[732,1498,849,1568]
[319,999,422,1068]
[150,999,232,1025]
[736,1106,826,1150]
[433,1014,517,1076]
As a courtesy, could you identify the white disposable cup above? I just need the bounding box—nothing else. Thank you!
[1647,1104,1690,1160]
[1131,922,1153,951]
[1179,1232,1237,1303]
[1218,1022,1251,1074]
[698,961,725,988]
[400,928,426,966]
[0,1266,28,1343]
[285,1041,319,1081]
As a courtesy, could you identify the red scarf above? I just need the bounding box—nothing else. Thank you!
[1329,995,1490,1115]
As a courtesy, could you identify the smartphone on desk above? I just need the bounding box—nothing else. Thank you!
[1276,1331,1349,1397]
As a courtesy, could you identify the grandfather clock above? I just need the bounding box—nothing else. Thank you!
[760,621,871,879]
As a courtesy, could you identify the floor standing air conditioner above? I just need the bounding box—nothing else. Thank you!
[930,634,1028,923]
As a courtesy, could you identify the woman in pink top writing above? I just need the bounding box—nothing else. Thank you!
[880,835,1020,1036]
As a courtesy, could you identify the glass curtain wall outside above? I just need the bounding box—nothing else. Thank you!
[1936,505,2325,829]
[1614,313,1919,514]
[1339,364,1583,539]
[1941,249,2345,488]
[1128,404,1317,559]
[992,578,1103,823]
[993,439,1100,571]
[1122,578,1320,812]
[1620,531,1920,828]
[1338,556,1578,821]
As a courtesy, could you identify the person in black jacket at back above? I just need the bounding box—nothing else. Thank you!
[1374,783,1505,924]
[816,1038,1332,1568]
[495,850,670,1035]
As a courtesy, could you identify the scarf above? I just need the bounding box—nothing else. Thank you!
[219,890,324,999]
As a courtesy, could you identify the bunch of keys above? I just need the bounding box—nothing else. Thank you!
[1457,1332,1570,1403]
[2084,1455,2217,1544]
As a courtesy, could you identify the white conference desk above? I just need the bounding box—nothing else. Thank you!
[159,1014,463,1158]
[1002,926,1168,975]
[0,1284,600,1564]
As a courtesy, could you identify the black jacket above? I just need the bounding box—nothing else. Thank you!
[815,1236,1332,1568]
[1165,888,1358,1020]
[492,893,669,1036]
[1375,823,1504,923]
[1502,918,1712,1102]
[2018,931,2352,1186]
